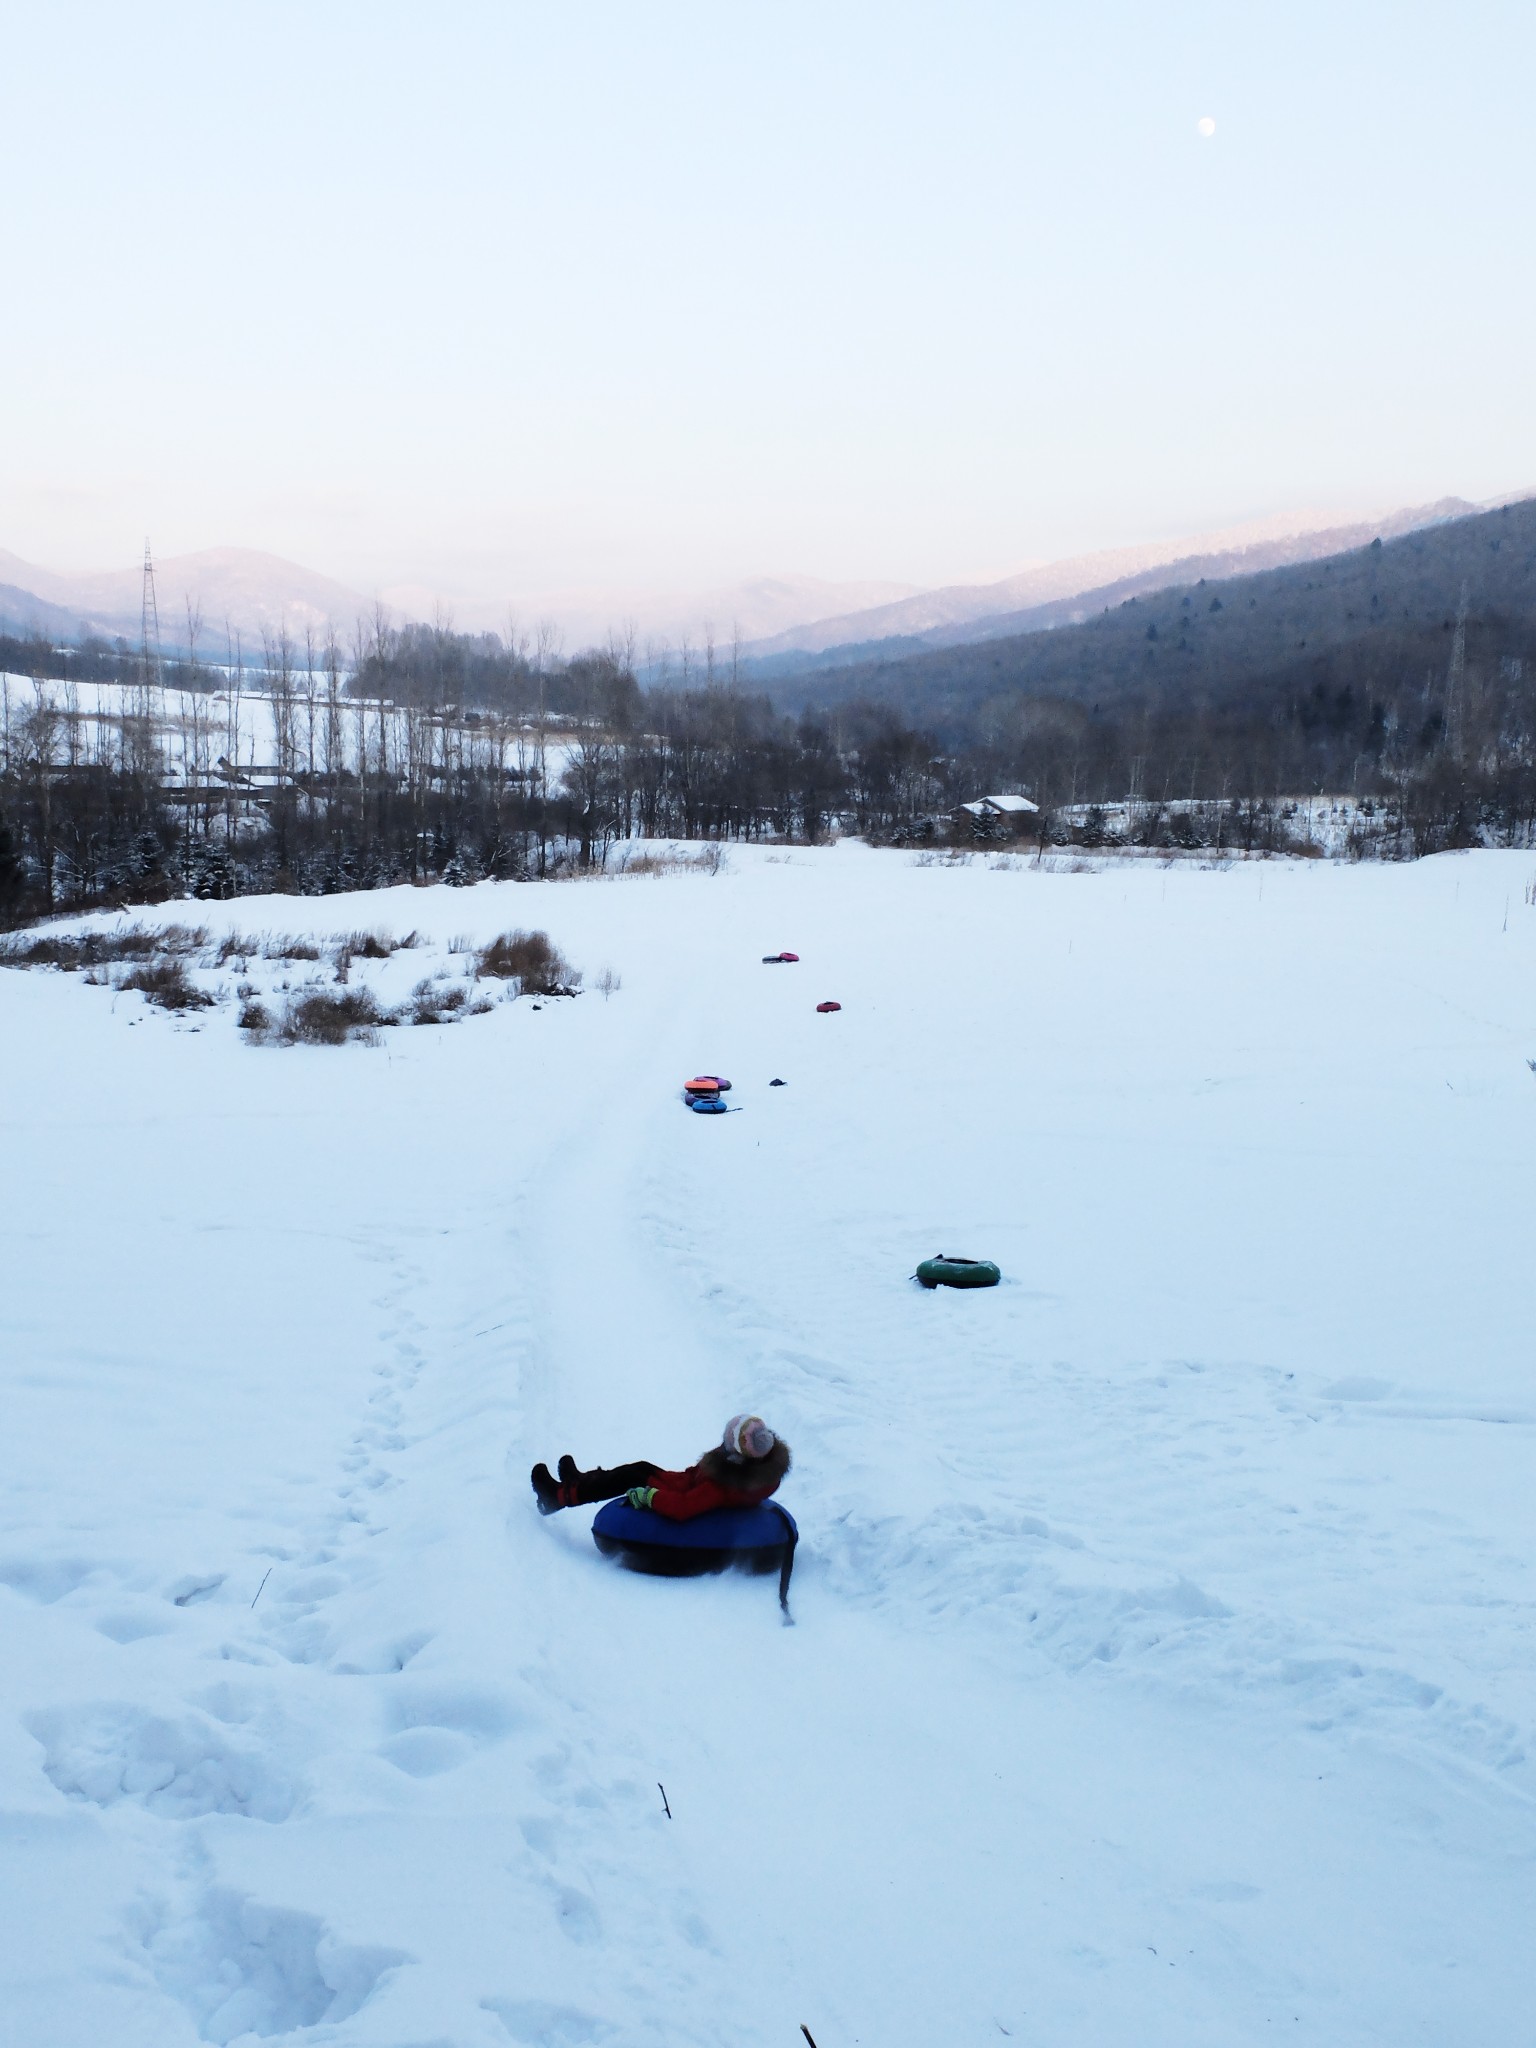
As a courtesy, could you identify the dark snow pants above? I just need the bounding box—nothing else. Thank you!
[570,1460,660,1505]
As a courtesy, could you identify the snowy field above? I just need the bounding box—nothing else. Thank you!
[1,843,1533,2047]
[1,673,579,787]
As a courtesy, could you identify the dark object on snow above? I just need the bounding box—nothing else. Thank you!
[915,1254,1002,1290]
[592,1498,799,1612]
[762,951,800,963]
[535,1431,789,1521]
[815,1000,841,1013]
[769,1077,786,1086]
[530,1462,563,1514]
[533,1455,587,1512]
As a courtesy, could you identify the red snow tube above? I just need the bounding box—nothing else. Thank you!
[815,1001,841,1014]
[760,951,800,963]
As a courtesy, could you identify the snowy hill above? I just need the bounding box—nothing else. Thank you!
[2,844,1533,2044]
[743,498,1481,668]
[0,547,373,650]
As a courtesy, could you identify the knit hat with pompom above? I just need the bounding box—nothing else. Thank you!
[722,1414,776,1463]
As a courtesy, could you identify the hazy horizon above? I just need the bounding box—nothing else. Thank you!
[2,490,1498,656]
[6,2,1535,615]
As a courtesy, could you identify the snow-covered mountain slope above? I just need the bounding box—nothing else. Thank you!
[744,499,1481,663]
[1,845,1532,2045]
[0,549,918,659]
[430,572,923,651]
[0,547,372,649]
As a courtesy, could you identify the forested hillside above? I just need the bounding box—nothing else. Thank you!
[738,497,1536,845]
[770,499,1536,735]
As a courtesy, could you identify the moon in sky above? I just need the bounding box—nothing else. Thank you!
[1197,116,1216,137]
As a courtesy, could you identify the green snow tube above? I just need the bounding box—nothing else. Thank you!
[915,1254,1001,1290]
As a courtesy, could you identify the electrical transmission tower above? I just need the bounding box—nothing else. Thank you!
[138,539,163,696]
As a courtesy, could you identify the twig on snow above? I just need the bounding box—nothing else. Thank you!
[658,1782,671,1819]
[250,1566,273,1609]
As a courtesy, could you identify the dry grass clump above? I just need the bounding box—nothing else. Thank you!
[405,977,467,1026]
[1,922,209,969]
[332,928,422,984]
[400,976,493,1025]
[345,929,417,959]
[119,960,216,1011]
[6,911,511,1047]
[476,929,579,996]
[276,987,386,1045]
[613,845,726,878]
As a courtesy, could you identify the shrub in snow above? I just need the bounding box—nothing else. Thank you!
[405,978,468,1027]
[120,961,215,1011]
[476,929,579,997]
[0,923,208,971]
[277,988,386,1046]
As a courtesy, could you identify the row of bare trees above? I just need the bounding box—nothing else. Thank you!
[0,636,960,925]
[4,612,1535,925]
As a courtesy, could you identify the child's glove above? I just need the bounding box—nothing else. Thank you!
[626,1485,657,1510]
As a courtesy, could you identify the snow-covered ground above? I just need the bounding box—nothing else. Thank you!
[1,673,581,789]
[1,843,1533,2047]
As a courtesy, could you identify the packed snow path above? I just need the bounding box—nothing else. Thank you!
[1,844,1533,2046]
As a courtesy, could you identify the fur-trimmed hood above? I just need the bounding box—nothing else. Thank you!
[693,1437,791,1495]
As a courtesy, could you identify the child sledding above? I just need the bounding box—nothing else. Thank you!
[531,1413,789,1520]
[534,1416,798,1612]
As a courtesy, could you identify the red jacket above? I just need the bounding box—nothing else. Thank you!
[645,1439,791,1521]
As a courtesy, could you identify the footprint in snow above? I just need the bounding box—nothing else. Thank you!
[136,1886,408,2045]
[484,1996,612,2045]
[26,1702,298,1822]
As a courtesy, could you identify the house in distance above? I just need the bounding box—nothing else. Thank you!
[954,792,1040,838]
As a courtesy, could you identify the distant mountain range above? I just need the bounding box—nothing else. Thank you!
[740,500,1483,674]
[387,572,922,652]
[755,493,1536,743]
[0,546,921,658]
[0,547,370,652]
[0,496,1511,670]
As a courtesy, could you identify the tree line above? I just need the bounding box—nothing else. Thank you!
[3,588,1533,927]
[0,616,955,926]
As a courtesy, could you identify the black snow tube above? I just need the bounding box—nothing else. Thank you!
[915,1254,1002,1289]
[592,1500,799,1611]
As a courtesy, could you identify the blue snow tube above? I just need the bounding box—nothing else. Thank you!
[688,1095,730,1113]
[592,1499,799,1611]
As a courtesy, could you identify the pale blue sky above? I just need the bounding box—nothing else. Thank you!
[4,0,1534,609]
